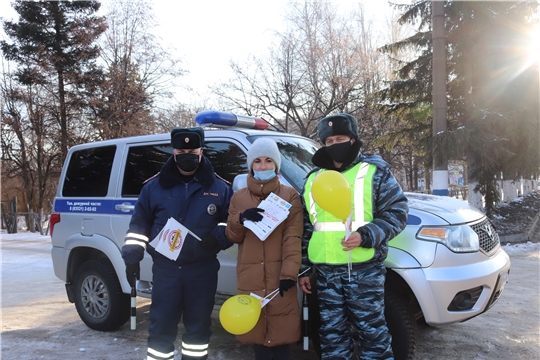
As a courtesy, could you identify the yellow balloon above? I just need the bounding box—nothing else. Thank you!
[312,170,351,221]
[219,295,262,335]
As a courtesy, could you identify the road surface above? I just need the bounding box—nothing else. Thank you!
[1,233,538,359]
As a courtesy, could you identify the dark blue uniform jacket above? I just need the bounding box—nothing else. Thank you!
[127,155,233,265]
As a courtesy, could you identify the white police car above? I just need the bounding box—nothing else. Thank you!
[50,110,510,360]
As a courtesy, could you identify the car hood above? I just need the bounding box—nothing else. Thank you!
[405,192,485,224]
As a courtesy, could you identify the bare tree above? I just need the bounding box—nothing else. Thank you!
[212,1,390,142]
[153,104,203,133]
[92,0,186,139]
[1,62,61,214]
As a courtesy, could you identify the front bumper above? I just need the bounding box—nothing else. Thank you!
[395,245,511,325]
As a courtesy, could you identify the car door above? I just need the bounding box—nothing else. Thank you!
[111,139,172,282]
[202,137,249,295]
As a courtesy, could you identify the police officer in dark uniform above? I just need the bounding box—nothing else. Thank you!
[121,127,233,360]
[299,114,408,360]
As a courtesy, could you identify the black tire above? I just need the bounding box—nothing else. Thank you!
[73,260,130,331]
[385,291,418,360]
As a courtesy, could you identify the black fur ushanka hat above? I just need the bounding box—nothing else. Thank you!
[317,114,359,144]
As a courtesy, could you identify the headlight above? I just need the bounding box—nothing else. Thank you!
[416,225,480,252]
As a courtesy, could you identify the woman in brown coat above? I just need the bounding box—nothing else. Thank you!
[225,137,303,360]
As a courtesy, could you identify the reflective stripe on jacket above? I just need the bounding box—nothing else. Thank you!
[303,162,377,264]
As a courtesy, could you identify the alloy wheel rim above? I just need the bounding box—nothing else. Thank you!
[81,274,109,318]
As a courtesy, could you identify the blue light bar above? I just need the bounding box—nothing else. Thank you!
[195,110,269,130]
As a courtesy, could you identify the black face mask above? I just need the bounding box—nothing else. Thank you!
[175,153,200,172]
[325,141,353,163]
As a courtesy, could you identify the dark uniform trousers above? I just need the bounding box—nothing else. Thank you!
[147,258,219,360]
[316,262,394,360]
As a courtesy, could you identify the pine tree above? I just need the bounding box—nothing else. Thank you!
[1,0,107,161]
[380,1,539,214]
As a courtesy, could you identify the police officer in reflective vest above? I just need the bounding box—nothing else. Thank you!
[121,127,233,360]
[298,114,408,360]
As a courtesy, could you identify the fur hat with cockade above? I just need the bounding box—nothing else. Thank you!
[246,138,282,173]
[317,113,360,144]
[170,127,205,149]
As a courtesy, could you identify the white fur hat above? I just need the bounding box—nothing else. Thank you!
[247,138,282,173]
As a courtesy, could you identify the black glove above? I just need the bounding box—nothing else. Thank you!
[122,244,144,287]
[200,233,219,251]
[121,244,145,264]
[240,208,264,224]
[125,262,140,288]
[279,279,296,297]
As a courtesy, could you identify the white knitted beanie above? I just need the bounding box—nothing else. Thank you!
[247,138,282,173]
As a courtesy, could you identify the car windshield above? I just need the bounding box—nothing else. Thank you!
[248,134,320,191]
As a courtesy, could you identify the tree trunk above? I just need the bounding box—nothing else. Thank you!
[58,69,68,162]
[431,0,448,196]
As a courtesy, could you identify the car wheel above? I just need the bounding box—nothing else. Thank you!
[385,291,418,360]
[73,260,130,331]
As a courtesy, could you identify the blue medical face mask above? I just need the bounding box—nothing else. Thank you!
[253,169,276,181]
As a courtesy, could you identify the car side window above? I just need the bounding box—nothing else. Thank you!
[122,143,172,197]
[203,141,247,183]
[62,145,116,197]
[121,141,246,198]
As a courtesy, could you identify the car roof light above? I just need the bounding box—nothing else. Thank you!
[195,110,269,130]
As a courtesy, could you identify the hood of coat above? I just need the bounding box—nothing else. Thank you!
[247,173,279,199]
[158,155,216,189]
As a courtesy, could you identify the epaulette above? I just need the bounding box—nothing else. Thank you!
[143,172,160,185]
[214,172,231,185]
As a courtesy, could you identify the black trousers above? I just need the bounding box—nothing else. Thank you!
[147,258,219,360]
[252,344,289,360]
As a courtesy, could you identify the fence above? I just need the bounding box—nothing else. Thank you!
[1,197,47,235]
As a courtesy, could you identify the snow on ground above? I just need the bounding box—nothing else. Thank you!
[2,230,539,253]
[501,240,540,254]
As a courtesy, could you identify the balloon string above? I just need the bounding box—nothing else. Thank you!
[262,271,309,305]
[345,213,352,281]
[298,268,310,278]
[263,288,280,303]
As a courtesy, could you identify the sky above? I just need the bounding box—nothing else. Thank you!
[146,1,398,102]
[0,0,399,104]
[1,1,538,105]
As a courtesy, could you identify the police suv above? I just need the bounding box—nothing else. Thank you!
[50,111,510,360]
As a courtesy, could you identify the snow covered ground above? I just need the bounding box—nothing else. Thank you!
[2,229,539,251]
[1,230,538,360]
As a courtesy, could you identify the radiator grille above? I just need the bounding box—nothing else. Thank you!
[470,218,500,255]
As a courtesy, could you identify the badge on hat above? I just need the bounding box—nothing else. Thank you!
[171,127,205,149]
[207,204,217,215]
[328,121,333,127]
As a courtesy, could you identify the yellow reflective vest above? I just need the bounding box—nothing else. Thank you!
[303,162,377,264]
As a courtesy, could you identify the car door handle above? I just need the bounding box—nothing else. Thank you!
[115,203,135,212]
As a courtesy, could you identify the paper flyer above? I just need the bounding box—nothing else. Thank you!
[243,192,291,241]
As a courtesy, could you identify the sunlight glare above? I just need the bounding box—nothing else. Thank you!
[526,25,540,65]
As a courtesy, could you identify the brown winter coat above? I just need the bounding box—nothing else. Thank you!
[225,174,303,347]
